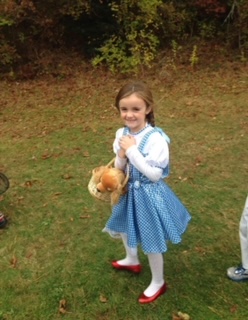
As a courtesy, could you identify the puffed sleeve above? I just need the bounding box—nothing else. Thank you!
[143,132,169,169]
[113,128,127,170]
[113,128,124,154]
[126,132,169,182]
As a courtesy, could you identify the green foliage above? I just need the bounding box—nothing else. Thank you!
[198,21,217,39]
[171,40,182,60]
[0,44,18,66]
[59,0,92,18]
[93,0,162,73]
[0,0,92,72]
[0,16,14,27]
[92,32,159,74]
[158,2,194,41]
[163,40,183,70]
[0,0,247,75]
[240,49,247,62]
[189,45,199,68]
[0,9,17,68]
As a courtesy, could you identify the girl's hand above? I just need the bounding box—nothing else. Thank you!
[118,148,126,159]
[119,135,136,152]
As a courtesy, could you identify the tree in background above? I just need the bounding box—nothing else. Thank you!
[92,0,163,73]
[0,0,247,76]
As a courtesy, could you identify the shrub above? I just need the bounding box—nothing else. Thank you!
[0,0,247,75]
[92,0,162,74]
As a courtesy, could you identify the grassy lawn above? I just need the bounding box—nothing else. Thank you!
[0,63,247,320]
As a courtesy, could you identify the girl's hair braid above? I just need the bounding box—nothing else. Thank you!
[115,81,156,127]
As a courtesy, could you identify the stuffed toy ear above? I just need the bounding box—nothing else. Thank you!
[92,166,106,184]
[111,184,125,205]
[121,184,128,195]
[117,183,127,195]
[111,190,121,206]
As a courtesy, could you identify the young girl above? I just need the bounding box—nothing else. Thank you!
[103,81,191,304]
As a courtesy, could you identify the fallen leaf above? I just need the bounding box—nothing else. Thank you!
[62,174,73,180]
[186,101,194,106]
[195,246,206,254]
[26,252,33,259]
[59,307,66,314]
[53,192,62,196]
[41,154,52,160]
[173,311,191,320]
[10,256,18,268]
[99,294,108,303]
[195,156,203,166]
[59,299,67,314]
[25,180,33,187]
[230,305,238,313]
[178,312,191,320]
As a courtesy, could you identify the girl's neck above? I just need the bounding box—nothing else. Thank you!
[129,123,149,135]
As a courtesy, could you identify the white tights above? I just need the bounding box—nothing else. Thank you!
[145,253,164,296]
[118,233,164,297]
[117,233,139,266]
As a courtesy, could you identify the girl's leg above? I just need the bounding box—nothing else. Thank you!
[116,233,140,266]
[240,196,248,269]
[144,253,165,297]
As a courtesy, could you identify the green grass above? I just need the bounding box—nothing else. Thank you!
[0,65,248,320]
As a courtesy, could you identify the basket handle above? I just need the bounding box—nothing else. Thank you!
[106,158,115,167]
[121,162,129,188]
[106,157,129,188]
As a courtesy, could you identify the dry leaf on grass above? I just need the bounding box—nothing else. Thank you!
[195,246,206,255]
[22,180,34,187]
[173,311,191,320]
[230,305,238,313]
[10,256,18,268]
[99,294,108,303]
[62,174,73,180]
[53,192,62,197]
[59,299,67,314]
[41,154,52,160]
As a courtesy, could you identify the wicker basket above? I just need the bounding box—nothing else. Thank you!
[88,158,129,204]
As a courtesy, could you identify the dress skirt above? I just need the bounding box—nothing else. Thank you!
[103,178,191,254]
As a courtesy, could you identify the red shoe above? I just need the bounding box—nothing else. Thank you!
[138,283,167,304]
[112,261,142,274]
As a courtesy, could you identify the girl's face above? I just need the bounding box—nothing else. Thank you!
[119,93,151,133]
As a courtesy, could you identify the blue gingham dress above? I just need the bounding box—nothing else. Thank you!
[103,127,191,254]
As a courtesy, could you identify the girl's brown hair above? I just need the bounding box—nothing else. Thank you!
[115,81,155,127]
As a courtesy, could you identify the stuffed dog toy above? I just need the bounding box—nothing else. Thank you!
[92,166,127,205]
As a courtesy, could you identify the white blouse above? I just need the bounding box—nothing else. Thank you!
[113,126,169,182]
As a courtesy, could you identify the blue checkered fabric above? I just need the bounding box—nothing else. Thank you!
[104,127,191,254]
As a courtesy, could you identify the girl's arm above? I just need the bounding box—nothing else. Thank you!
[126,146,163,182]
[120,133,169,182]
[114,153,127,170]
[113,128,128,170]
